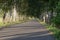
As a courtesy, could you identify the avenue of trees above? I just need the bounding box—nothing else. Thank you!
[0,0,60,28]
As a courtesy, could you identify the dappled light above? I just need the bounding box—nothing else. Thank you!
[0,0,60,40]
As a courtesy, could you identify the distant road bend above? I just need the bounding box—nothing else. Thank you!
[0,20,55,40]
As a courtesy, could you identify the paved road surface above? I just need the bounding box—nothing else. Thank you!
[0,20,55,40]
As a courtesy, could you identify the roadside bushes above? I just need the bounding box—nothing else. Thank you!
[52,1,60,28]
[52,13,60,28]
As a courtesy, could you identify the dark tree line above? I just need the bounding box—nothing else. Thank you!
[0,0,60,27]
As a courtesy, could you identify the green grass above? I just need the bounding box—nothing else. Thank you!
[0,20,24,27]
[38,20,60,40]
[47,25,60,40]
[0,18,32,28]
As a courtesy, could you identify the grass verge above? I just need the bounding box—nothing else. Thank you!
[0,19,31,28]
[47,25,60,40]
[38,20,60,40]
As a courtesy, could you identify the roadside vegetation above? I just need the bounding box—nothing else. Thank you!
[38,20,60,40]
[47,25,60,40]
[0,0,60,40]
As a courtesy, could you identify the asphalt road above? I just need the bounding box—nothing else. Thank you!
[0,20,55,40]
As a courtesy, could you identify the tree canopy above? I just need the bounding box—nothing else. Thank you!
[0,0,60,27]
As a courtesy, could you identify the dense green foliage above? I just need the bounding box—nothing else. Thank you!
[0,0,60,27]
[52,1,60,27]
[0,0,60,40]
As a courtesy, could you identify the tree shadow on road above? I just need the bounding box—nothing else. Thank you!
[4,31,55,40]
